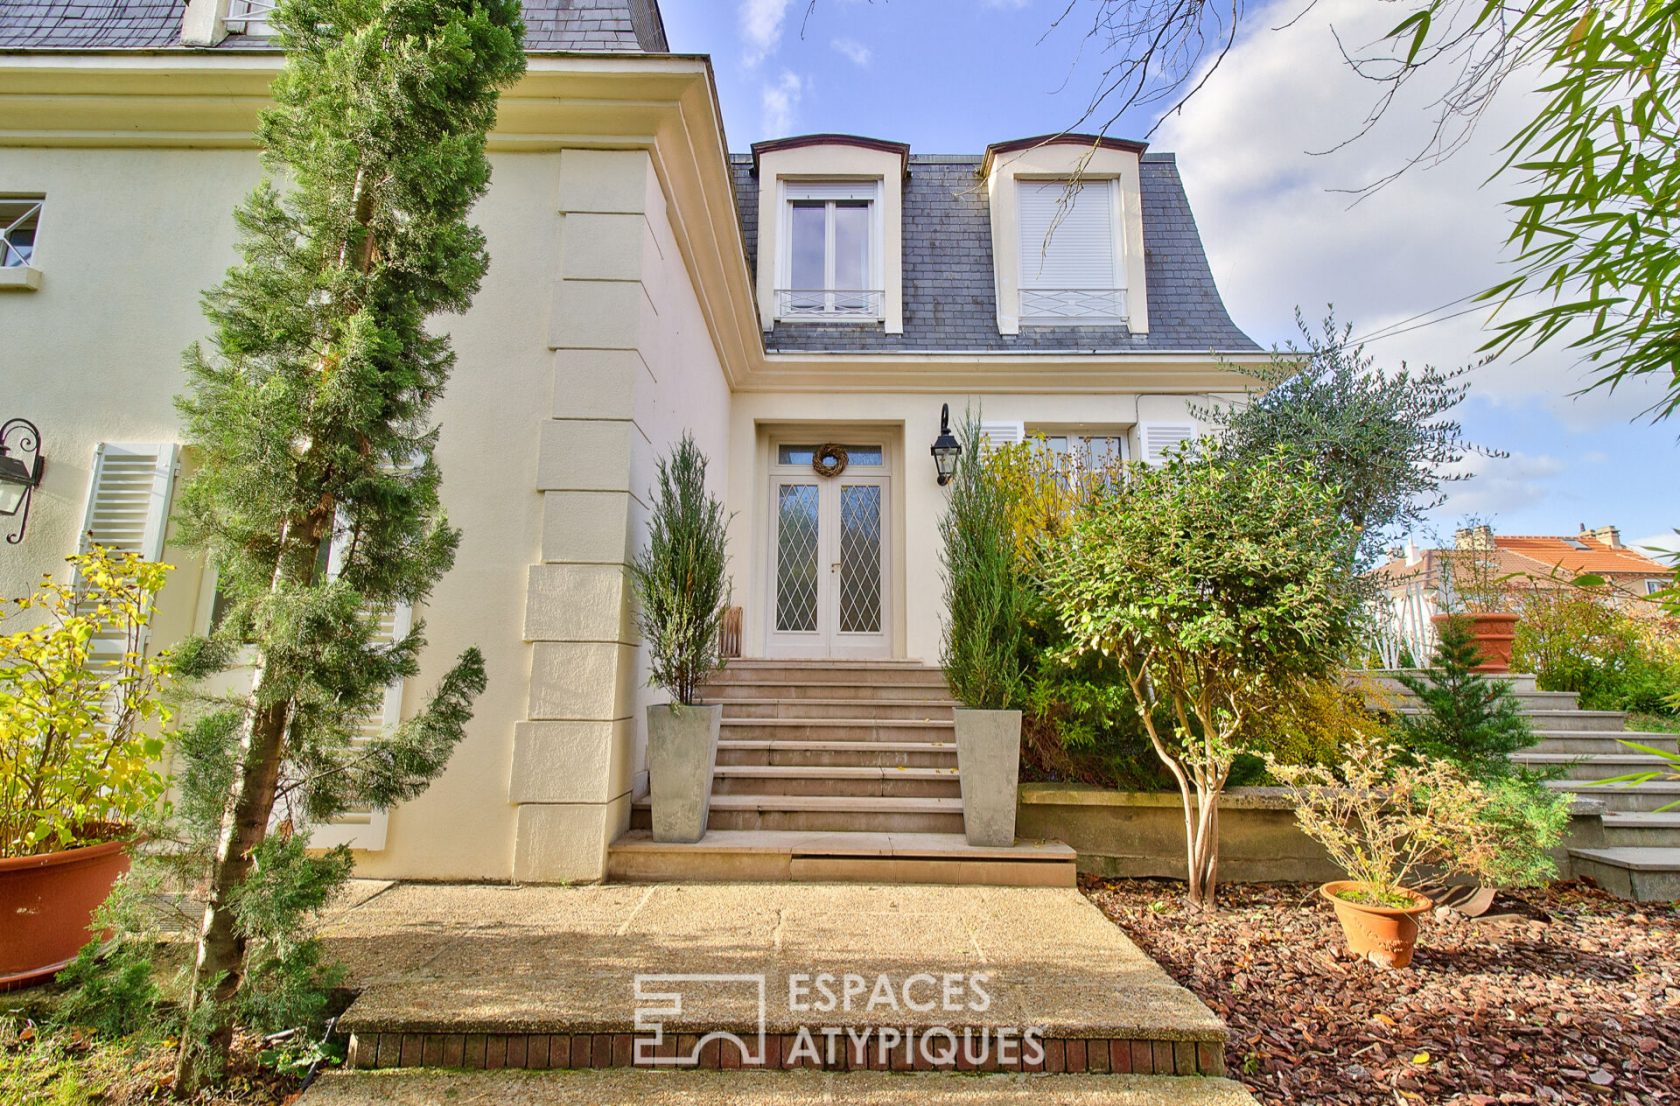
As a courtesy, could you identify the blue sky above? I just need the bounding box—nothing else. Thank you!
[660,0,1679,557]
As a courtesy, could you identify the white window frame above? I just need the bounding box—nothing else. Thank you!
[1016,177,1126,325]
[775,180,884,323]
[224,0,277,35]
[1647,579,1667,596]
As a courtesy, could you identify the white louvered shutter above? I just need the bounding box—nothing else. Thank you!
[979,420,1025,450]
[1017,179,1121,320]
[79,443,179,661]
[307,518,410,851]
[1139,423,1196,466]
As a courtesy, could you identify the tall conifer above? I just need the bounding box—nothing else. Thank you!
[169,0,524,1087]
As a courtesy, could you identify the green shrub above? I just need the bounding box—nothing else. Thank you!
[939,414,1028,711]
[1512,584,1680,716]
[0,548,173,859]
[1394,615,1535,778]
[629,433,732,706]
[1043,445,1360,908]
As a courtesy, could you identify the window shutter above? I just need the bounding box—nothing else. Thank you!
[307,518,410,852]
[79,443,179,662]
[978,420,1025,449]
[1139,423,1196,466]
[1017,179,1116,290]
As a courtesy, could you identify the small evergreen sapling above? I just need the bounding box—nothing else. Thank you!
[1394,615,1533,778]
[629,434,732,706]
[164,0,525,1089]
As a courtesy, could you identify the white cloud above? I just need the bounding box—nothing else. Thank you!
[740,0,791,66]
[1632,532,1680,560]
[761,70,804,136]
[1152,0,1670,431]
[831,36,872,66]
[1435,449,1565,519]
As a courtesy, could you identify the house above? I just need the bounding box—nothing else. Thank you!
[1369,524,1674,666]
[0,0,1264,883]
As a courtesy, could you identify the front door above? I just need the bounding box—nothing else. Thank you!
[767,441,891,659]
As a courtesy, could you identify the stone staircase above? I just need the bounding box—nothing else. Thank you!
[613,659,1075,886]
[1379,673,1680,901]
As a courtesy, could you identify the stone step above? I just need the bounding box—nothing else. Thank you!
[306,1070,1260,1101]
[1513,752,1674,782]
[721,698,958,721]
[706,680,957,703]
[1600,812,1680,848]
[720,718,956,744]
[716,740,957,769]
[711,661,950,688]
[631,793,966,834]
[1527,731,1680,756]
[1397,707,1627,732]
[606,830,1078,888]
[713,765,962,800]
[1568,846,1680,902]
[1545,780,1680,813]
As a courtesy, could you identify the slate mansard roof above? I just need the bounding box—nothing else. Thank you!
[732,152,1259,355]
[0,0,667,51]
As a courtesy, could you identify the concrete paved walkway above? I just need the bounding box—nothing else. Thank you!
[322,882,1225,1045]
[305,1069,1259,1104]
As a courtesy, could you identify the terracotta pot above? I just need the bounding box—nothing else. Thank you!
[1320,880,1432,969]
[1431,612,1519,673]
[0,837,132,991]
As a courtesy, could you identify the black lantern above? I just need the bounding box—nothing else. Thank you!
[931,403,961,486]
[0,418,44,544]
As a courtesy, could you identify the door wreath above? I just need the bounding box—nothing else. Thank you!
[811,444,849,478]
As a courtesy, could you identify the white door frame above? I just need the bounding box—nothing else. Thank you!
[765,436,893,659]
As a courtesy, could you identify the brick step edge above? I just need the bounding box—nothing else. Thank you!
[345,1029,1226,1077]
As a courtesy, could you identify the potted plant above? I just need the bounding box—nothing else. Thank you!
[1271,732,1520,969]
[630,433,731,844]
[938,414,1027,847]
[1433,519,1518,672]
[1,547,172,989]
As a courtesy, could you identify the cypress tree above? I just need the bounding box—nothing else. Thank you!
[169,0,525,1088]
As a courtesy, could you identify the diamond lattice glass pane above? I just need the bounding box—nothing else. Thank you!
[776,484,820,632]
[839,484,882,634]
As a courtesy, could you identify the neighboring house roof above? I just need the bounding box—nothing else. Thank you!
[1370,536,1672,591]
[0,0,667,52]
[730,151,1260,355]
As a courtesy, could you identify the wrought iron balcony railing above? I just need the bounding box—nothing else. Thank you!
[1019,287,1127,322]
[775,288,884,319]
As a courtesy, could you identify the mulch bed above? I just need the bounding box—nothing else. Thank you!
[1082,877,1680,1105]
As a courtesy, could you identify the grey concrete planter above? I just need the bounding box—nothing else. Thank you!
[954,708,1022,847]
[646,703,722,844]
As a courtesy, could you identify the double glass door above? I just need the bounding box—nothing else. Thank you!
[767,443,890,658]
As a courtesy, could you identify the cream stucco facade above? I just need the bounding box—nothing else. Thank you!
[0,49,1264,883]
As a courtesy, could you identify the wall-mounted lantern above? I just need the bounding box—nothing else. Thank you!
[0,418,44,544]
[931,403,961,487]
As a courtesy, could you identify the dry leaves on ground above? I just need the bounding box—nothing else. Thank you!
[1083,878,1680,1105]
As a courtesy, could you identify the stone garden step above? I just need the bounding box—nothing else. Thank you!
[720,698,958,721]
[711,660,952,688]
[1545,780,1680,813]
[324,884,1230,1079]
[1600,812,1680,848]
[632,793,966,834]
[719,718,956,744]
[715,740,957,769]
[1568,847,1680,902]
[1396,706,1627,732]
[606,830,1077,887]
[1513,751,1674,782]
[713,764,962,800]
[706,680,958,703]
[303,1070,1260,1104]
[1527,731,1680,756]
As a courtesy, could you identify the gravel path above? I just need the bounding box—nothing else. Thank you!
[1082,878,1680,1105]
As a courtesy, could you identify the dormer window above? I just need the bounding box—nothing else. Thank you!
[1017,179,1124,324]
[225,0,277,36]
[779,182,880,320]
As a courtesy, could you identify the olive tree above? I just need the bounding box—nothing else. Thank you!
[1043,445,1360,909]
